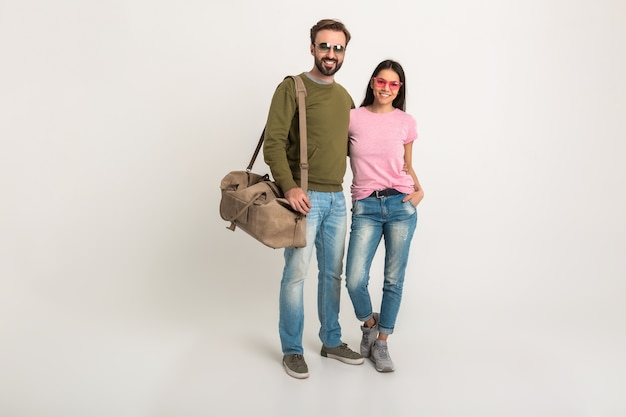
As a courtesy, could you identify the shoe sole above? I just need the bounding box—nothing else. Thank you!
[369,356,395,372]
[321,352,365,365]
[283,361,309,379]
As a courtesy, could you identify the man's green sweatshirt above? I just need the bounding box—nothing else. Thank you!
[263,73,354,193]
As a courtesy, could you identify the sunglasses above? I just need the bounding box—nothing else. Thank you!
[372,77,403,90]
[314,42,346,55]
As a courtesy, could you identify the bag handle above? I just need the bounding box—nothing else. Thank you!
[222,188,269,224]
[246,75,308,192]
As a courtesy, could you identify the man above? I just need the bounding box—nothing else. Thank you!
[263,19,363,379]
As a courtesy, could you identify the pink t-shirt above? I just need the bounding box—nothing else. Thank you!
[348,107,418,201]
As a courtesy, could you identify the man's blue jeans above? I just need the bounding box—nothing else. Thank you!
[279,191,347,355]
[345,194,417,335]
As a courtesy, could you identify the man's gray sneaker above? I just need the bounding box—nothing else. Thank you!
[370,339,395,372]
[283,354,309,379]
[360,312,380,357]
[321,343,365,365]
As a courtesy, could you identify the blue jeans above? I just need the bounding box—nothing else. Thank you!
[279,191,347,355]
[345,194,417,335]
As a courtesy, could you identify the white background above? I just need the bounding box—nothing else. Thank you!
[1,1,625,416]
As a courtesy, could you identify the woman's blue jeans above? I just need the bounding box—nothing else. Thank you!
[346,193,417,335]
[279,191,347,355]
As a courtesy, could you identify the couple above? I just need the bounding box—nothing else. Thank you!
[263,19,424,379]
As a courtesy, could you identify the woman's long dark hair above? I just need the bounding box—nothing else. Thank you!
[360,59,407,111]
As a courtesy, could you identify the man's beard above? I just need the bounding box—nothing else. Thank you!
[315,57,343,76]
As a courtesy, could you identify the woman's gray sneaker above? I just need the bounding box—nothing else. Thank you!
[370,339,395,372]
[360,312,380,357]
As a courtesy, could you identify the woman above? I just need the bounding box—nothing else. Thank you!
[345,59,424,372]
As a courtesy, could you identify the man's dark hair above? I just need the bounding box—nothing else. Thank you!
[310,19,351,46]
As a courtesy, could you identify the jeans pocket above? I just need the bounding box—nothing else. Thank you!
[401,195,417,212]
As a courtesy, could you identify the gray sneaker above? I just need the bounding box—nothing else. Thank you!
[283,354,309,379]
[321,343,364,365]
[370,340,395,372]
[360,312,380,357]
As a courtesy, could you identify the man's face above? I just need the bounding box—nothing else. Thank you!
[311,29,347,76]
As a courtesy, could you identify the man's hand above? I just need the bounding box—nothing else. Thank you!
[285,187,311,215]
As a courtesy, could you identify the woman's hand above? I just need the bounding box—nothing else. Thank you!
[403,189,424,207]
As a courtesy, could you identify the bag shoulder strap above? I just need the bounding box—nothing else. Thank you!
[247,75,308,191]
[290,75,308,192]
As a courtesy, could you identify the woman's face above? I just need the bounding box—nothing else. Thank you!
[370,68,402,107]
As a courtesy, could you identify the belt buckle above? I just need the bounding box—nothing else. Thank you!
[374,190,384,198]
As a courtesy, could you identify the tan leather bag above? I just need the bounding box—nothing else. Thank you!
[219,75,308,249]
